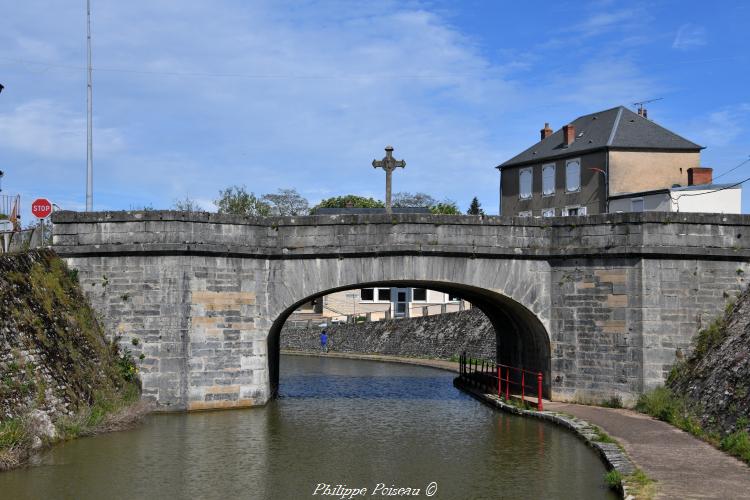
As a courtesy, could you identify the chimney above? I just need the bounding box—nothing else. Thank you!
[637,107,648,119]
[540,122,553,140]
[687,167,712,186]
[562,124,575,146]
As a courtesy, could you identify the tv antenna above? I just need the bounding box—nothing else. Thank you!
[632,97,663,118]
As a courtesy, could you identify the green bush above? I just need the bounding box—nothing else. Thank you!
[116,349,138,383]
[721,430,750,463]
[0,419,29,449]
[604,469,621,489]
[636,386,681,423]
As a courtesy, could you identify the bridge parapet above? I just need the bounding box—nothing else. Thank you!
[52,211,750,260]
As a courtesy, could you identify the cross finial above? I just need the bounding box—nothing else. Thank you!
[372,145,406,215]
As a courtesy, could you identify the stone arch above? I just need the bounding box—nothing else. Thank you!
[267,279,551,398]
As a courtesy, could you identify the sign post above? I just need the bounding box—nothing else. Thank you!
[31,198,52,247]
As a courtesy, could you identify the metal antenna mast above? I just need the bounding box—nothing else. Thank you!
[632,97,663,118]
[86,0,93,211]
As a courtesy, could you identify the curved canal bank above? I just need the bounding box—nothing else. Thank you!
[0,355,616,499]
[286,350,750,499]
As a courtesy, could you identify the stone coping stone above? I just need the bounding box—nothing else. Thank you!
[52,210,750,228]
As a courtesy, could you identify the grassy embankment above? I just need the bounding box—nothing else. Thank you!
[636,299,750,465]
[0,251,148,470]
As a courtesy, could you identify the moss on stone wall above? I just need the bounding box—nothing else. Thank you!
[0,250,144,470]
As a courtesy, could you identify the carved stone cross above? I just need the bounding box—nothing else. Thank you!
[372,145,406,215]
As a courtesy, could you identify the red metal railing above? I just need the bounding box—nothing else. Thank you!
[458,351,544,411]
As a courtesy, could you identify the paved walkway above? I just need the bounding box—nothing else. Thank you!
[546,402,750,499]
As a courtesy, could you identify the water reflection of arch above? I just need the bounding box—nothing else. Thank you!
[268,280,552,399]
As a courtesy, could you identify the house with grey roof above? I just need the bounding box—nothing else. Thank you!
[496,106,707,217]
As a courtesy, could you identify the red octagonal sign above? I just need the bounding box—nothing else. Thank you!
[32,198,52,219]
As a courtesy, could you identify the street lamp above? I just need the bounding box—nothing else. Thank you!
[345,292,358,322]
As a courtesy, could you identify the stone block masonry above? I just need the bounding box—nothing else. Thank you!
[281,308,495,360]
[52,211,750,411]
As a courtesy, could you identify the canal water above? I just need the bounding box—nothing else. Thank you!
[0,355,617,499]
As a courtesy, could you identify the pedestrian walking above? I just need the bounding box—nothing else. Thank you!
[320,329,328,353]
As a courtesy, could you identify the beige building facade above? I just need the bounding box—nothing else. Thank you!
[498,106,706,217]
[293,287,470,323]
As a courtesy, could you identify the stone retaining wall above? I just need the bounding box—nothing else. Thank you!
[281,308,495,360]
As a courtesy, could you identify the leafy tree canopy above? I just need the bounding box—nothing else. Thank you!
[392,192,437,208]
[310,195,384,214]
[261,188,310,216]
[215,185,271,216]
[430,201,460,215]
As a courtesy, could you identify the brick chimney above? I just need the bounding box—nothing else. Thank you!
[637,107,648,119]
[687,167,712,186]
[540,122,553,141]
[562,124,575,146]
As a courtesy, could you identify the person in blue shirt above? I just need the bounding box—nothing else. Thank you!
[320,329,328,353]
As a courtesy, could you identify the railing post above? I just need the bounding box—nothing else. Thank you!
[497,365,501,398]
[537,372,544,411]
[505,367,509,400]
[521,371,525,404]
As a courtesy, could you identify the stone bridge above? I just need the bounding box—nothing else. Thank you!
[51,211,750,411]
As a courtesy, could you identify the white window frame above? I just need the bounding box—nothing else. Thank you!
[519,167,533,200]
[631,198,644,213]
[518,210,532,217]
[565,158,581,193]
[411,288,428,303]
[542,163,556,196]
[542,208,555,217]
[562,205,587,216]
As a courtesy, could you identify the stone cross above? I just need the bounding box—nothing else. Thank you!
[372,145,406,214]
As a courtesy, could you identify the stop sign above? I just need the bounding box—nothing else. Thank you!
[31,198,52,219]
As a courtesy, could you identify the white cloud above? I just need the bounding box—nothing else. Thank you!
[0,1,678,214]
[672,23,707,50]
[0,100,124,160]
[688,104,749,148]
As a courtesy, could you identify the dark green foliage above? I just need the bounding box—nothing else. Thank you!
[430,201,460,215]
[466,197,484,215]
[604,469,621,489]
[310,195,384,214]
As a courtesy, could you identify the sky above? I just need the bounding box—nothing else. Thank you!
[1,0,749,223]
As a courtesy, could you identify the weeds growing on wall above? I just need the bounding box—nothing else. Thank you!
[0,250,146,470]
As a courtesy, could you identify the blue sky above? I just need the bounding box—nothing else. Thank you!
[1,0,749,222]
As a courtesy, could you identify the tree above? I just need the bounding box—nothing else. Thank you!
[310,195,384,214]
[393,192,437,208]
[430,201,460,214]
[261,188,310,216]
[467,197,485,216]
[172,195,203,213]
[215,185,271,216]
